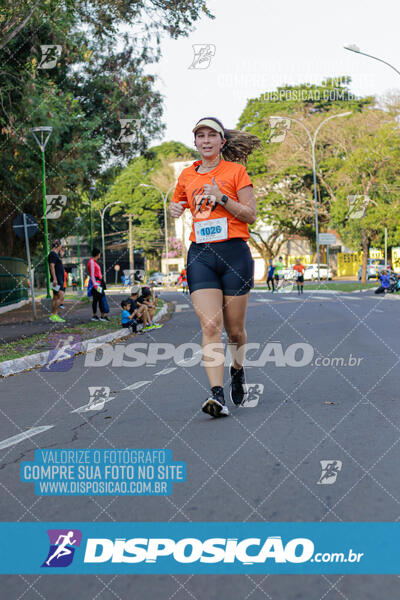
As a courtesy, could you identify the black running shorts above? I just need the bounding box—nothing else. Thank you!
[187,238,254,296]
[297,275,304,283]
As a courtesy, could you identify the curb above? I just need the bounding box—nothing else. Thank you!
[0,302,168,379]
[0,299,30,315]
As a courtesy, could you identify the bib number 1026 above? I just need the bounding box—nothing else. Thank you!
[200,225,222,236]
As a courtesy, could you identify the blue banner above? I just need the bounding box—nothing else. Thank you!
[20,449,186,496]
[0,522,399,574]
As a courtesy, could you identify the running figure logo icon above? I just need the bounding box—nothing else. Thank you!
[41,334,82,372]
[188,44,216,69]
[242,383,264,408]
[268,117,291,143]
[44,195,67,219]
[118,119,140,143]
[87,386,110,410]
[317,460,343,485]
[42,529,82,568]
[38,45,62,69]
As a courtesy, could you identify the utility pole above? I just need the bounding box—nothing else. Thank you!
[124,213,139,282]
[124,214,134,272]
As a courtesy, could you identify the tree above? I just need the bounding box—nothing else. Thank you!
[0,0,212,259]
[100,141,196,260]
[329,106,400,280]
[237,79,374,276]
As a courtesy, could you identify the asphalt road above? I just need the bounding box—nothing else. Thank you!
[1,288,400,598]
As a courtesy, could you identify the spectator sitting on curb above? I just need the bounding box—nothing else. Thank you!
[375,270,391,294]
[137,286,163,330]
[120,300,138,332]
[127,285,152,328]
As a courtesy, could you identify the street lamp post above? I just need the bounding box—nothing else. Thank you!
[344,44,400,77]
[99,201,121,284]
[31,126,53,298]
[139,183,175,278]
[75,217,83,291]
[270,113,351,282]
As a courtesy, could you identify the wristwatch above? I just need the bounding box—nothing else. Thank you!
[220,194,229,205]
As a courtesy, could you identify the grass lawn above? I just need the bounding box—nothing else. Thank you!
[255,282,377,292]
[1,300,165,362]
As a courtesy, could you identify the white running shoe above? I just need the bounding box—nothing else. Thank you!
[202,396,230,418]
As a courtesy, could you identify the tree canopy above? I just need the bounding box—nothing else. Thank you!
[0,0,212,259]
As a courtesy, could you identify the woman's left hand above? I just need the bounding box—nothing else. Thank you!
[203,177,222,205]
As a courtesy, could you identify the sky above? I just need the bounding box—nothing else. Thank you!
[147,0,400,148]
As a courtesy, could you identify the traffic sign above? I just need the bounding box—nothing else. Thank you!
[13,214,38,239]
[114,264,120,271]
[318,233,336,245]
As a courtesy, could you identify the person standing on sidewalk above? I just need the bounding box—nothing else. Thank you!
[87,248,110,322]
[266,259,275,292]
[48,239,66,323]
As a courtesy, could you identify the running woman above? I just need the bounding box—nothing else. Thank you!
[169,117,261,418]
[293,259,305,294]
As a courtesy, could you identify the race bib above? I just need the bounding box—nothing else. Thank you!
[194,217,228,244]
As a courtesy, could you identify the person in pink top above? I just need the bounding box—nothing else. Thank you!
[87,247,110,321]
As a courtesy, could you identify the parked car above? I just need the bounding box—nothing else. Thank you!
[165,271,180,285]
[357,259,385,280]
[281,265,297,279]
[147,272,166,286]
[303,264,333,281]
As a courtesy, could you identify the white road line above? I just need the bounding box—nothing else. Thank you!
[71,397,115,413]
[337,296,362,300]
[256,298,274,303]
[372,308,384,313]
[154,367,177,376]
[176,349,202,366]
[175,304,191,313]
[122,381,151,391]
[0,426,54,450]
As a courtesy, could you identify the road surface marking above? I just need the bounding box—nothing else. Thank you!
[175,304,191,313]
[71,396,115,413]
[154,367,177,376]
[176,349,202,366]
[0,426,54,450]
[123,381,151,391]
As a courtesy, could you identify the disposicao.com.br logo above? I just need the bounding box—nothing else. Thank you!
[83,536,363,565]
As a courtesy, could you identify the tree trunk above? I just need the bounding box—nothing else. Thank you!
[361,228,368,284]
[0,214,16,256]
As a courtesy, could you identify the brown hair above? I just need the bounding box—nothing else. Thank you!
[195,117,262,164]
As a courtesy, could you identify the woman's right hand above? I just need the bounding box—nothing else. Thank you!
[169,201,186,219]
